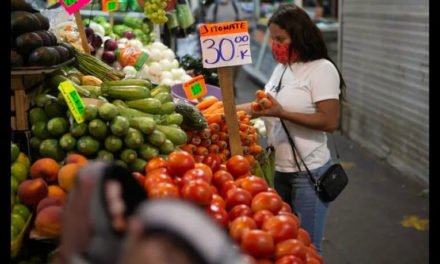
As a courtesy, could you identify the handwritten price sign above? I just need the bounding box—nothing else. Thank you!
[199,21,252,69]
[183,75,207,100]
[60,0,91,15]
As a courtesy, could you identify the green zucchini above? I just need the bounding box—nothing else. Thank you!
[125,98,162,114]
[155,125,188,146]
[101,85,150,100]
[101,79,152,89]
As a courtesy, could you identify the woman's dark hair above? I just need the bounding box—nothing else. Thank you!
[268,3,346,99]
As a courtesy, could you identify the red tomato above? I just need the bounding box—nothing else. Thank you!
[241,230,275,259]
[275,255,305,264]
[226,155,251,178]
[203,154,222,173]
[205,204,229,228]
[173,176,184,188]
[220,180,237,198]
[212,170,234,189]
[146,167,169,177]
[267,187,278,194]
[262,215,299,244]
[210,185,218,195]
[167,151,195,177]
[181,181,213,206]
[253,209,274,228]
[305,258,320,264]
[277,213,300,228]
[148,182,180,199]
[145,172,173,191]
[297,228,311,247]
[225,188,253,210]
[237,176,269,197]
[182,168,211,185]
[275,239,307,260]
[194,155,206,163]
[305,247,323,264]
[279,202,293,213]
[251,192,283,214]
[146,157,168,172]
[229,216,257,242]
[219,163,227,171]
[229,204,253,221]
[211,194,226,209]
[194,163,213,183]
[256,259,274,264]
[132,172,146,187]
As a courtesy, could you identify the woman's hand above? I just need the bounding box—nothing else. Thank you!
[252,93,285,118]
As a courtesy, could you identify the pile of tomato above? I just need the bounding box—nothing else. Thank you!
[135,151,323,264]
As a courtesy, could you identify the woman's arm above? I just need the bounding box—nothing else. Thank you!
[258,93,340,132]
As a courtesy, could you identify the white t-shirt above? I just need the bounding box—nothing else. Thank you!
[263,59,341,172]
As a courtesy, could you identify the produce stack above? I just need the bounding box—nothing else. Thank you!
[11,0,75,68]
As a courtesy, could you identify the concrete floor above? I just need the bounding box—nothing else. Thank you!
[233,67,429,264]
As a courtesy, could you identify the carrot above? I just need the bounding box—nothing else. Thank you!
[206,113,224,124]
[217,140,228,150]
[210,133,220,143]
[180,144,197,154]
[191,135,202,145]
[218,132,228,141]
[196,96,219,110]
[200,128,212,139]
[236,111,247,120]
[201,139,212,148]
[251,101,262,111]
[209,123,221,132]
[259,98,273,109]
[256,90,267,100]
[202,101,223,115]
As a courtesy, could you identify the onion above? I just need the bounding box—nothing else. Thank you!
[104,39,119,51]
[161,49,175,61]
[160,71,173,81]
[101,50,116,64]
[149,48,162,62]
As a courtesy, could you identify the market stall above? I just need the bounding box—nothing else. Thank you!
[11,1,324,263]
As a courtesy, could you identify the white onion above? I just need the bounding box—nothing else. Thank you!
[149,48,162,62]
[171,59,180,69]
[148,62,162,75]
[127,39,143,49]
[160,71,173,81]
[161,49,175,61]
[181,74,193,82]
[159,59,173,71]
[151,42,167,51]
[118,38,129,44]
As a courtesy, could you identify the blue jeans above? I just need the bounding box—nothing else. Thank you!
[274,160,332,253]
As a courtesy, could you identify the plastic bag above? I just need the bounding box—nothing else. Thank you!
[115,47,149,70]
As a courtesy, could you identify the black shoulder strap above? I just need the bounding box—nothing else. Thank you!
[231,0,239,21]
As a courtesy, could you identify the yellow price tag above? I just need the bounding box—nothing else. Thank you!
[58,81,85,124]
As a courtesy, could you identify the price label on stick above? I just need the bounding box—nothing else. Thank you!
[60,0,92,15]
[183,75,207,100]
[58,81,85,124]
[102,0,118,12]
[199,21,252,69]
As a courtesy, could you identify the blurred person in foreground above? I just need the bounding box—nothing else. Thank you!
[237,3,346,253]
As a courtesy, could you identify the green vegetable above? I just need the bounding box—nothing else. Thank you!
[129,117,156,135]
[101,79,151,88]
[120,149,137,164]
[75,52,125,82]
[77,136,100,156]
[174,102,207,130]
[155,125,187,146]
[126,98,161,114]
[105,135,123,153]
[40,139,65,161]
[101,85,151,100]
[129,158,147,173]
[147,130,166,147]
[124,128,144,149]
[138,144,159,160]
[110,116,130,136]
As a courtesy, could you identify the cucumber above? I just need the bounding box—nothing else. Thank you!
[110,116,130,136]
[154,92,173,103]
[120,149,138,164]
[112,100,128,108]
[50,75,92,98]
[147,130,166,147]
[125,98,162,114]
[97,150,114,162]
[150,85,171,97]
[105,135,123,153]
[98,103,119,120]
[33,94,57,108]
[77,136,100,156]
[155,125,188,146]
[101,79,152,89]
[159,102,176,115]
[138,144,159,160]
[129,158,147,173]
[161,113,184,126]
[101,85,151,100]
[44,100,66,118]
[81,85,102,98]
[88,119,108,139]
[129,117,156,135]
[159,139,175,155]
[116,105,157,119]
[124,128,144,149]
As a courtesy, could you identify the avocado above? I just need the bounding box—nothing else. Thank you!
[27,46,58,67]
[47,31,58,46]
[53,45,70,63]
[15,32,44,56]
[60,42,75,58]
[11,0,39,12]
[33,13,50,31]
[11,11,40,36]
[34,31,53,46]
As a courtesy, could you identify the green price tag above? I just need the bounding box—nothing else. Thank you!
[64,0,78,7]
[190,83,202,96]
[107,1,116,11]
[58,81,85,124]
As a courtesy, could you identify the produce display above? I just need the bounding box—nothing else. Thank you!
[11,2,74,68]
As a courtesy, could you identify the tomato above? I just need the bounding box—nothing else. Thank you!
[211,194,226,209]
[241,229,275,259]
[229,204,253,221]
[305,247,323,264]
[146,167,169,177]
[297,228,311,247]
[182,168,211,185]
[251,192,283,214]
[148,182,180,199]
[253,209,274,228]
[279,202,293,213]
[194,163,213,183]
[132,172,146,187]
[267,187,278,194]
[167,151,195,177]
[277,213,300,228]
[251,101,263,112]
[275,255,305,264]
[256,259,274,264]
[173,176,184,188]
[226,155,251,178]
[225,188,253,209]
[203,154,222,173]
[236,176,269,197]
[205,204,229,228]
[219,163,227,171]
[194,155,206,163]
[146,157,168,172]
[181,181,213,206]
[305,258,320,264]
[212,170,234,189]
[256,90,267,100]
[210,185,218,195]
[229,216,257,242]
[144,172,173,191]
[262,215,299,244]
[220,180,237,198]
[275,239,307,260]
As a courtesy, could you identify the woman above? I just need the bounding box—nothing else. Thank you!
[237,3,345,253]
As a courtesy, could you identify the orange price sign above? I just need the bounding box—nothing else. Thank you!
[102,0,118,12]
[183,75,207,100]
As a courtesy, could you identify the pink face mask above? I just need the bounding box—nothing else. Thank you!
[272,42,299,64]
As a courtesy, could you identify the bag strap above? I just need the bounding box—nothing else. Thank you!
[329,134,341,161]
[214,0,239,22]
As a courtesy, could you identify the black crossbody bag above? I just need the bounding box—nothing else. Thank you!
[275,67,348,202]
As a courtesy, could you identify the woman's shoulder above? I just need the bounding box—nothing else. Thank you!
[306,59,338,76]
